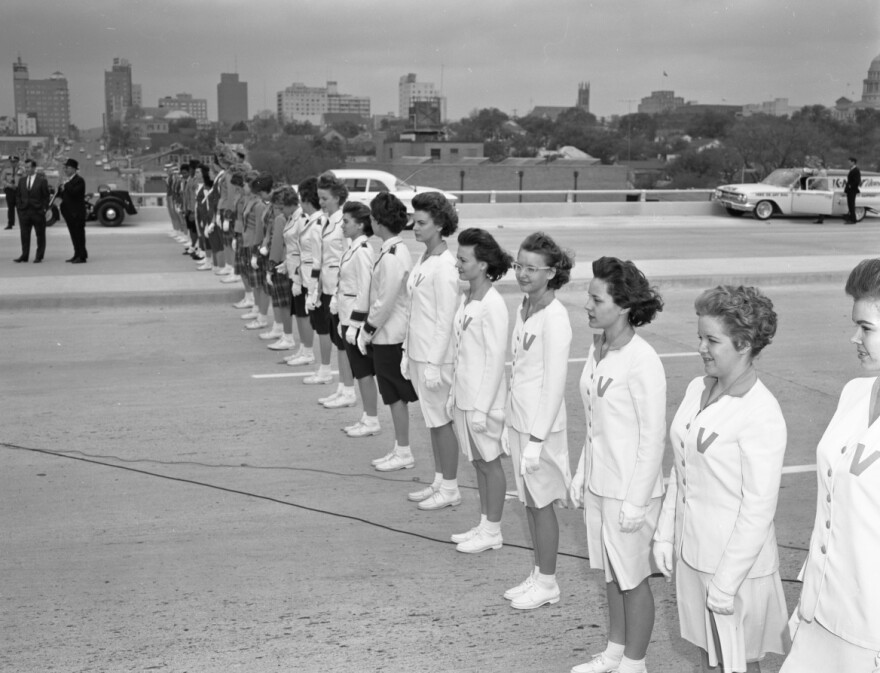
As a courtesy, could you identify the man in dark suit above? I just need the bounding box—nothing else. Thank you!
[2,155,20,229]
[844,156,862,224]
[15,158,50,262]
[55,158,88,263]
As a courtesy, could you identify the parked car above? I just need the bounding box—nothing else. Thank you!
[84,187,138,227]
[713,167,880,221]
[330,169,458,218]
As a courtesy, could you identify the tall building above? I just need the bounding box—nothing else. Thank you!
[638,90,684,114]
[861,52,880,108]
[158,93,208,120]
[398,73,446,121]
[276,81,370,125]
[577,82,590,113]
[11,56,71,138]
[104,57,133,128]
[217,73,248,125]
[131,83,142,108]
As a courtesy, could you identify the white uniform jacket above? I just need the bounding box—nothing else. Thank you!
[362,236,412,345]
[797,377,880,650]
[450,288,509,414]
[506,298,572,439]
[299,210,324,297]
[655,376,786,597]
[319,209,346,296]
[581,334,666,506]
[405,249,459,365]
[336,235,374,327]
[283,207,303,279]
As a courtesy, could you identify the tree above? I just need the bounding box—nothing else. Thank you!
[230,121,248,132]
[107,121,140,153]
[283,120,318,136]
[330,120,362,139]
[683,110,736,139]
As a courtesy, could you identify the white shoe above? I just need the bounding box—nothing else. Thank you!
[570,652,622,673]
[240,309,260,320]
[233,298,254,309]
[450,526,481,544]
[323,392,356,409]
[417,488,461,510]
[510,579,560,610]
[370,450,395,466]
[259,326,283,340]
[197,262,213,271]
[286,352,316,367]
[503,572,537,601]
[303,371,333,385]
[221,274,242,284]
[267,336,296,351]
[346,420,381,437]
[318,389,341,405]
[375,453,415,471]
[215,266,233,276]
[407,485,437,502]
[245,318,269,330]
[456,528,502,554]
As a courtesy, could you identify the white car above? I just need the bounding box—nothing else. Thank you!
[330,169,458,216]
[713,168,880,221]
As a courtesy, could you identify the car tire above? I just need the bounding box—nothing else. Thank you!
[96,199,125,227]
[753,200,774,221]
[854,207,867,223]
[725,207,745,217]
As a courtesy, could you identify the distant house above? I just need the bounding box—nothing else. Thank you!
[526,106,573,122]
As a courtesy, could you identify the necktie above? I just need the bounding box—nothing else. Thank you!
[28,176,33,190]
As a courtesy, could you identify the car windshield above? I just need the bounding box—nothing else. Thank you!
[761,169,801,188]
[394,178,414,191]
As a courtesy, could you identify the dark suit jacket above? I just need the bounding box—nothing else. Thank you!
[59,174,86,220]
[845,166,862,195]
[17,174,50,212]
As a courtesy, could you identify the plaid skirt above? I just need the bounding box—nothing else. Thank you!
[268,267,292,308]
[242,246,263,288]
[233,235,249,276]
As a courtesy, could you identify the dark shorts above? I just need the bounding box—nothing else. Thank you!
[309,293,333,335]
[328,312,346,350]
[343,336,375,380]
[291,291,308,318]
[268,267,292,308]
[233,235,248,276]
[208,223,225,253]
[371,343,418,406]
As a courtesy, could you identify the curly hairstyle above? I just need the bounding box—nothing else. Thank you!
[591,256,663,327]
[694,285,777,357]
[317,171,349,205]
[271,185,299,208]
[370,193,408,234]
[845,259,880,301]
[411,191,459,237]
[457,228,513,282]
[297,176,320,210]
[518,231,574,290]
[342,201,373,237]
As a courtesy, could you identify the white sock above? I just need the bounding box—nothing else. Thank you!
[431,472,443,489]
[301,346,313,357]
[341,385,356,397]
[440,478,458,492]
[364,414,379,426]
[394,443,412,458]
[259,313,268,321]
[536,572,556,588]
[483,519,501,535]
[617,656,645,673]
[479,514,488,528]
[532,565,540,578]
[317,364,331,376]
[244,292,254,302]
[332,383,344,395]
[283,332,294,340]
[604,642,625,660]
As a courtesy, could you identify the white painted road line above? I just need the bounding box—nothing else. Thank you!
[252,352,699,379]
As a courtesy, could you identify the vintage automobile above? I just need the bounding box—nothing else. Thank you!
[85,186,138,226]
[713,168,880,221]
[330,169,458,218]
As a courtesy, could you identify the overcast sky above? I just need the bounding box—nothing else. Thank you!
[1,0,878,129]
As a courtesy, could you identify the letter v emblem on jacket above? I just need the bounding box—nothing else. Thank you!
[462,316,473,331]
[696,427,718,454]
[597,376,613,397]
[850,443,880,476]
[522,333,536,351]
[415,273,425,287]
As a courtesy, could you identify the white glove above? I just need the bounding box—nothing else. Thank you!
[521,440,543,475]
[424,364,442,391]
[652,541,674,581]
[265,271,273,287]
[291,281,303,297]
[329,295,338,315]
[345,326,359,345]
[275,263,287,275]
[569,449,586,508]
[619,501,648,533]
[259,245,268,257]
[337,321,345,338]
[222,218,230,232]
[250,255,258,270]
[231,238,238,252]
[357,328,371,355]
[707,580,735,615]
[400,349,410,380]
[305,292,320,312]
[205,222,215,235]
[471,410,488,434]
[500,426,510,456]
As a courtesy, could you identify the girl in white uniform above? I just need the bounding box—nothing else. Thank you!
[654,286,790,673]
[404,192,462,511]
[781,259,880,672]
[448,228,513,553]
[504,232,574,611]
[570,257,666,673]
[286,177,323,369]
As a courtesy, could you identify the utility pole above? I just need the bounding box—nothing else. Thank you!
[618,99,638,161]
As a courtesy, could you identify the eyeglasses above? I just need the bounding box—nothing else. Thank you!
[512,262,552,274]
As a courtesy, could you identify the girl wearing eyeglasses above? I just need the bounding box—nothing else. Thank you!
[504,231,574,610]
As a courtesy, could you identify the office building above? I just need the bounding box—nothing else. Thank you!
[277,81,370,125]
[218,73,248,125]
[158,93,208,121]
[131,84,142,108]
[638,90,684,114]
[398,73,446,120]
[12,56,71,138]
[105,57,133,127]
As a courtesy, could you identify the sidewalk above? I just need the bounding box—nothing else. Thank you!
[0,216,866,309]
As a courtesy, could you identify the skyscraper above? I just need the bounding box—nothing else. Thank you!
[104,57,133,128]
[158,93,208,120]
[398,73,446,121]
[577,82,590,113]
[218,73,248,125]
[11,56,71,138]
